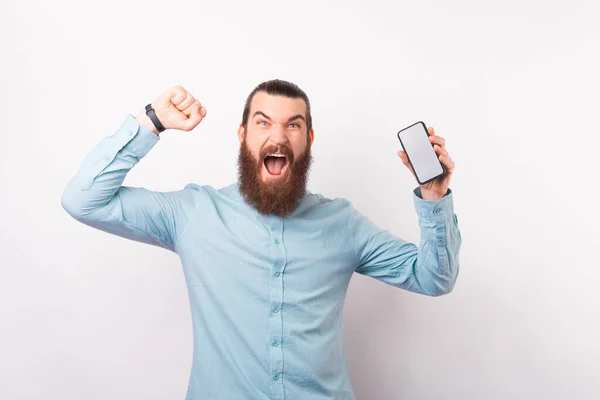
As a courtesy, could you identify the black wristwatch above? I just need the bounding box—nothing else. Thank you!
[145,103,166,133]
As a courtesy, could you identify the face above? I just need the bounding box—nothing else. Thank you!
[237,92,315,217]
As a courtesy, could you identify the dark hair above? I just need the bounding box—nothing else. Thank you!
[241,79,312,135]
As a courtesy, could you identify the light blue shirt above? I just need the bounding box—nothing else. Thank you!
[61,114,462,400]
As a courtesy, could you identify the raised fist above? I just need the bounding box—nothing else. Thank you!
[139,86,207,134]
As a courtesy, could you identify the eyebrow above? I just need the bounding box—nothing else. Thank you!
[252,111,306,123]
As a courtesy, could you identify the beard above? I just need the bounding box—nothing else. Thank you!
[237,137,313,217]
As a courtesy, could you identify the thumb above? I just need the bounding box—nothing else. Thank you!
[397,150,409,167]
[397,150,416,176]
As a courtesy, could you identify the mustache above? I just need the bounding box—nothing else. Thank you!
[259,145,294,163]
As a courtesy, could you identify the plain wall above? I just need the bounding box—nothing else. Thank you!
[1,0,598,398]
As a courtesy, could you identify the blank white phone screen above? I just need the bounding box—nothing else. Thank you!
[398,123,443,183]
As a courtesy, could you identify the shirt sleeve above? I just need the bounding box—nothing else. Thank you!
[61,114,201,253]
[352,188,462,296]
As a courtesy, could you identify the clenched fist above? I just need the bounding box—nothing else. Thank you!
[136,86,207,135]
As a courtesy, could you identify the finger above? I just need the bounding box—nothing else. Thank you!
[428,126,435,136]
[181,110,203,132]
[433,144,449,158]
[170,86,187,106]
[439,154,455,173]
[177,92,196,112]
[429,135,445,147]
[183,100,202,117]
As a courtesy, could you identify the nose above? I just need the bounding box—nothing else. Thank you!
[269,123,289,145]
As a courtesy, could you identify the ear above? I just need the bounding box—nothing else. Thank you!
[308,128,315,148]
[237,124,245,143]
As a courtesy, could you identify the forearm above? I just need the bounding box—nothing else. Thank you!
[412,188,461,295]
[61,114,159,217]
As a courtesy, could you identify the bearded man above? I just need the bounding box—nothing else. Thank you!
[61,79,462,400]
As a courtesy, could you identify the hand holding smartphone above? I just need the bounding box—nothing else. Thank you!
[397,121,445,185]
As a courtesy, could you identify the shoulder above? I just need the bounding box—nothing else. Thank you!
[180,182,211,199]
[173,183,237,220]
[182,182,246,205]
[309,190,353,208]
[301,190,357,218]
[182,183,229,195]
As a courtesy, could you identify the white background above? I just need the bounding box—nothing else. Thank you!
[1,0,599,399]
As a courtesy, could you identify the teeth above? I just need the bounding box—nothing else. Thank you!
[268,153,286,158]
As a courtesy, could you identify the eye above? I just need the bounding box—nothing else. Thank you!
[288,123,300,128]
[258,120,268,126]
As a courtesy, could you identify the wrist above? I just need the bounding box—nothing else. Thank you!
[136,111,160,136]
[420,187,447,201]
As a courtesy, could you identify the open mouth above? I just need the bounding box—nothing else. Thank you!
[263,153,290,177]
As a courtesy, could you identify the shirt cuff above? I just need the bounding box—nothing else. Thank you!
[413,187,455,222]
[119,113,160,158]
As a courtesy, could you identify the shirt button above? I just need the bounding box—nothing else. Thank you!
[437,238,444,244]
[433,208,440,214]
[272,306,279,313]
[271,339,279,347]
[274,238,280,244]
[273,373,279,381]
[274,271,280,277]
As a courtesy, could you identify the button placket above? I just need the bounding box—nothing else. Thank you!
[267,217,286,399]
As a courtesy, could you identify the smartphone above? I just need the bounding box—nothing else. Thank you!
[397,121,445,185]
